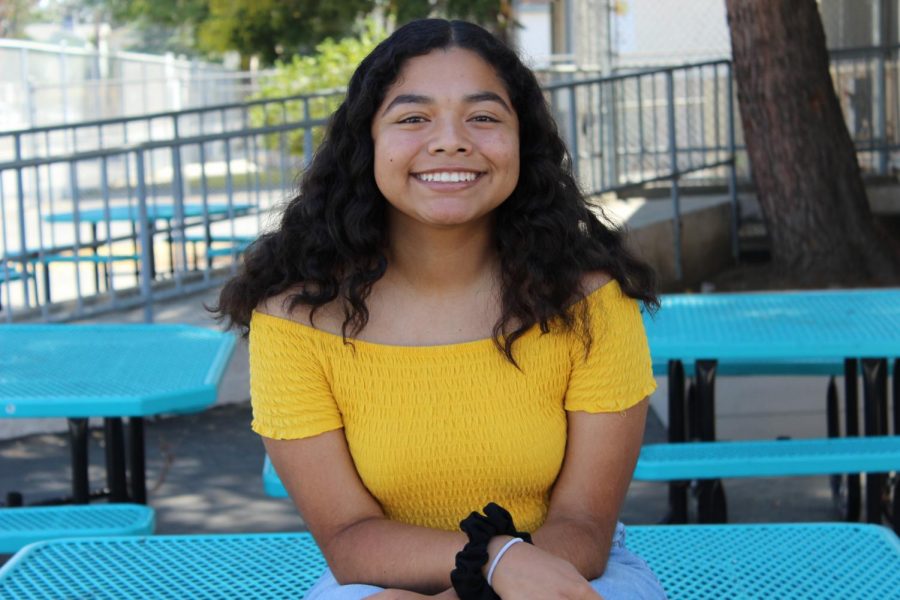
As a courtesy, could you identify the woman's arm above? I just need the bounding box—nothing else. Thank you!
[535,398,649,575]
[265,431,466,594]
[486,398,649,598]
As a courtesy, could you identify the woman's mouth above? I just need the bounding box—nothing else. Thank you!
[413,171,484,184]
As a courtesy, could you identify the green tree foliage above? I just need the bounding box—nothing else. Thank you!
[197,0,375,65]
[99,0,514,63]
[388,0,516,43]
[106,0,209,28]
[0,0,36,38]
[250,19,386,159]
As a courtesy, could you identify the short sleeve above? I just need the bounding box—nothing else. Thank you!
[249,311,344,439]
[564,281,657,413]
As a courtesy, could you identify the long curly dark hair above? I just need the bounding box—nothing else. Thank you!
[216,18,658,362]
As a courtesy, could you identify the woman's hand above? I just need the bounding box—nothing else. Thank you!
[487,537,603,600]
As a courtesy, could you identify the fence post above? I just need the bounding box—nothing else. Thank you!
[665,70,683,282]
[568,86,580,179]
[726,63,739,261]
[13,134,31,306]
[304,97,314,168]
[135,149,155,323]
[875,48,888,175]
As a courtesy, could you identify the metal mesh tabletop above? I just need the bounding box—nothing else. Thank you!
[627,523,900,600]
[646,288,900,361]
[0,532,326,600]
[1,525,898,599]
[0,324,236,417]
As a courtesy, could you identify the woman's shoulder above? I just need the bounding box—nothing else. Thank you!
[580,270,613,297]
[254,287,344,335]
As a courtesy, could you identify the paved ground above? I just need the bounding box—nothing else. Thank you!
[0,287,851,542]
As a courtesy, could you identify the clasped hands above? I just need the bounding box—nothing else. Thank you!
[372,536,604,600]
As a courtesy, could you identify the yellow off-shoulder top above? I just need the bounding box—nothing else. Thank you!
[249,280,656,532]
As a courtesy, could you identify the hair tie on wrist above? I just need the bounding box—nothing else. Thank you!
[450,503,533,600]
[486,537,524,587]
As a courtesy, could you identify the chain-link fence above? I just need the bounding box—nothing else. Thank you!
[0,39,264,132]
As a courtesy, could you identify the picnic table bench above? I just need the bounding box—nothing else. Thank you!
[0,504,155,554]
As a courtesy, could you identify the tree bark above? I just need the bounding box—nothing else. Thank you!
[725,0,900,285]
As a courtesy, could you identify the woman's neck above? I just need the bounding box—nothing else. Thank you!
[385,221,498,297]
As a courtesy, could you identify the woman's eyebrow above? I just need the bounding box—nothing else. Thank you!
[381,91,512,115]
[464,92,512,114]
[382,94,431,115]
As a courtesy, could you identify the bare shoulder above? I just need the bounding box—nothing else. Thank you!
[255,286,343,332]
[580,270,613,296]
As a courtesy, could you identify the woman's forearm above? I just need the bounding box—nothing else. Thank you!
[531,516,614,581]
[325,516,468,594]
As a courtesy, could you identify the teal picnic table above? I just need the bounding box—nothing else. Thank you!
[38,202,253,297]
[1,524,899,599]
[0,324,236,505]
[642,287,900,524]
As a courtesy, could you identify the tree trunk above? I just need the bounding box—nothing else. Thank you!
[725,0,900,285]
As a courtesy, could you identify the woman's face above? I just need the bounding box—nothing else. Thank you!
[371,47,520,232]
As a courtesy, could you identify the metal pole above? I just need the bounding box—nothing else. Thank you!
[135,150,155,323]
[568,86,580,179]
[875,48,889,175]
[666,70,683,281]
[13,134,31,305]
[304,98,314,168]
[606,80,618,187]
[726,63,739,261]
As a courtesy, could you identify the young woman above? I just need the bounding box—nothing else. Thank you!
[218,18,665,600]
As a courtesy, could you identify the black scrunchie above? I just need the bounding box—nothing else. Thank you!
[450,503,533,600]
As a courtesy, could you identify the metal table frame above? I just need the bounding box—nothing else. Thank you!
[645,288,900,525]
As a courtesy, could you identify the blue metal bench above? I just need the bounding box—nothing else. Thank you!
[634,435,900,481]
[634,435,900,530]
[0,524,897,598]
[182,234,255,266]
[0,504,155,553]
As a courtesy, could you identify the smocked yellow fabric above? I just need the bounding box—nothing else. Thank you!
[250,280,656,532]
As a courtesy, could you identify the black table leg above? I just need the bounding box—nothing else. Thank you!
[666,360,688,524]
[862,358,888,524]
[104,418,128,502]
[128,417,147,504]
[68,418,90,504]
[829,363,863,521]
[695,359,727,523]
[892,359,899,535]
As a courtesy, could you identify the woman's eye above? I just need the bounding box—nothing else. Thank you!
[398,116,426,124]
[471,115,500,123]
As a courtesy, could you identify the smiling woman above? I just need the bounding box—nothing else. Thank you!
[215,19,665,600]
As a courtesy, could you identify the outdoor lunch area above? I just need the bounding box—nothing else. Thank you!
[3,3,900,598]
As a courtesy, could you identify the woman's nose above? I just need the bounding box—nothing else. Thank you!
[427,119,472,155]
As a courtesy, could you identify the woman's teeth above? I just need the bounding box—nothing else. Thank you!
[415,172,479,183]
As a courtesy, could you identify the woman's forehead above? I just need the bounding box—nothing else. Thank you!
[381,48,511,106]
